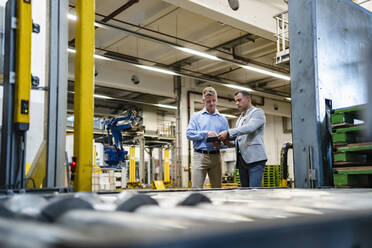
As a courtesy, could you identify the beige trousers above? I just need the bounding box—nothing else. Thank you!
[192,152,222,188]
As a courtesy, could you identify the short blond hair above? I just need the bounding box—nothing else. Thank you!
[202,87,217,99]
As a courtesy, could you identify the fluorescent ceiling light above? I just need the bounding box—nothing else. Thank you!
[67,14,102,27]
[241,65,290,81]
[67,48,112,61]
[221,113,238,119]
[154,104,177,110]
[67,13,77,21]
[93,54,112,61]
[224,84,254,92]
[176,47,221,61]
[135,64,179,76]
[94,94,113,100]
[68,49,176,75]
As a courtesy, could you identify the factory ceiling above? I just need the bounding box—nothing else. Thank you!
[66,0,372,115]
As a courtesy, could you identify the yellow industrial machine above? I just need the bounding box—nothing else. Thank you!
[14,0,32,131]
[73,0,95,192]
[164,148,171,186]
[127,146,141,188]
[153,148,172,190]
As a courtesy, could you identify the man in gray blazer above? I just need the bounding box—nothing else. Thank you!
[218,90,267,187]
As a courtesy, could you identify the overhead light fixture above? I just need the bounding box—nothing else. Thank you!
[154,104,177,110]
[94,94,113,99]
[93,54,113,61]
[241,65,290,81]
[68,48,76,54]
[175,47,222,61]
[224,84,254,92]
[67,48,112,61]
[67,14,103,27]
[285,97,292,101]
[221,113,238,118]
[228,0,240,11]
[135,64,179,76]
[67,13,77,21]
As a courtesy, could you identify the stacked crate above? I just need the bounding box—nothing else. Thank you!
[332,104,372,187]
[92,169,115,192]
[233,168,240,187]
[92,168,127,192]
[233,165,281,187]
[262,165,280,187]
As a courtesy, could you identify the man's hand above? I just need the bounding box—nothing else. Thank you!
[218,130,229,141]
[223,140,231,146]
[208,131,218,137]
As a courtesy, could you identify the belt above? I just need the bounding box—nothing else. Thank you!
[195,149,220,154]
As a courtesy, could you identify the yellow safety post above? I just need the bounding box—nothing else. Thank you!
[92,145,102,174]
[164,149,170,184]
[14,0,32,131]
[152,180,166,190]
[73,0,95,191]
[127,146,141,188]
[129,147,136,183]
[280,179,288,188]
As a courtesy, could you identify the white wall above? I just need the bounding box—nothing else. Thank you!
[264,114,294,179]
[142,105,158,132]
[26,0,47,164]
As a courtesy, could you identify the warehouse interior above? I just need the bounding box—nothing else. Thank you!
[0,0,372,247]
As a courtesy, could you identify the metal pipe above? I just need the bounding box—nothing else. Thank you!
[100,0,139,23]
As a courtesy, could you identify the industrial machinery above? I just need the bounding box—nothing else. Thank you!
[0,0,41,190]
[280,142,293,187]
[103,111,136,168]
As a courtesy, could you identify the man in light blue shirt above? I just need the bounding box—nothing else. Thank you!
[186,87,229,188]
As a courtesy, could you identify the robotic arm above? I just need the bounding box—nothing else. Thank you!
[103,111,136,167]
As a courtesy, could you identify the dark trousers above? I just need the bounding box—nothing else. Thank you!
[237,153,266,187]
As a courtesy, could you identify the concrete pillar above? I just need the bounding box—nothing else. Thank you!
[180,77,193,187]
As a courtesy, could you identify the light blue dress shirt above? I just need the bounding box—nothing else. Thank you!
[186,108,229,151]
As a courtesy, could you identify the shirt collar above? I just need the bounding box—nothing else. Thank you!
[202,108,220,116]
[240,106,253,118]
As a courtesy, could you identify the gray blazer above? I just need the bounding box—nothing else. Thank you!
[228,106,267,164]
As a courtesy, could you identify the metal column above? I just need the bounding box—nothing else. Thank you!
[0,0,17,189]
[175,75,182,187]
[73,0,94,191]
[0,0,33,190]
[46,0,68,188]
[289,0,372,187]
